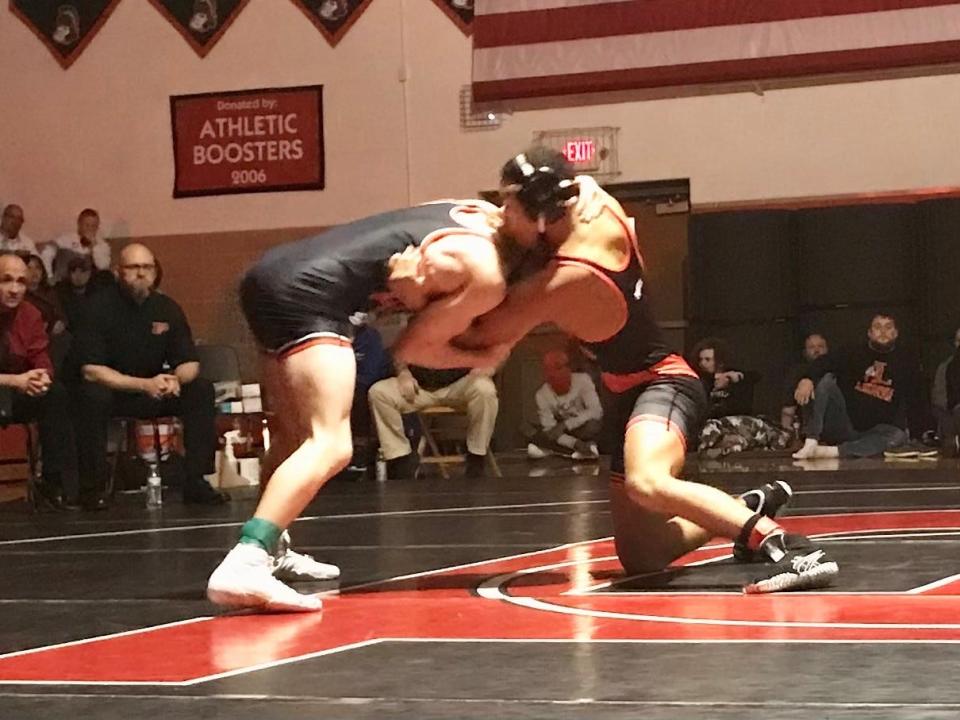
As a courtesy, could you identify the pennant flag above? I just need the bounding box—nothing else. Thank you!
[9,0,121,69]
[148,0,250,57]
[472,0,960,102]
[430,0,474,36]
[288,0,375,47]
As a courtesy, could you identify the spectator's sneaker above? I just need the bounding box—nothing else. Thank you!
[207,543,322,612]
[743,533,839,594]
[32,481,65,512]
[571,442,600,461]
[465,453,487,479]
[884,444,920,459]
[527,443,549,460]
[273,531,340,582]
[734,480,793,561]
[386,452,420,480]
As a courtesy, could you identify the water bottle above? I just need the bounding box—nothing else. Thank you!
[375,451,387,482]
[261,418,271,452]
[146,464,163,509]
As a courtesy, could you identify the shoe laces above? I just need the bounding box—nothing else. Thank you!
[791,549,825,573]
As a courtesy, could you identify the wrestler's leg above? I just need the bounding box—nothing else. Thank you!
[613,379,837,591]
[253,344,354,526]
[259,351,342,583]
[611,422,712,574]
[612,377,775,574]
[207,342,354,611]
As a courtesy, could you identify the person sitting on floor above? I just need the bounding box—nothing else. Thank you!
[525,349,602,460]
[780,332,829,434]
[792,312,925,460]
[931,325,960,457]
[690,337,789,457]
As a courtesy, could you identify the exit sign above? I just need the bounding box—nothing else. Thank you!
[562,139,596,164]
[533,126,619,179]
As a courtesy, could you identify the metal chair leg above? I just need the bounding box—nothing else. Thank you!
[24,424,42,513]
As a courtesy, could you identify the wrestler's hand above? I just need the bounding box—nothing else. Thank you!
[795,378,815,406]
[388,245,422,282]
[573,175,605,222]
[386,246,427,312]
[397,368,420,403]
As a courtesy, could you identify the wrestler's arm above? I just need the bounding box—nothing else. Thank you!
[456,263,594,351]
[391,242,507,369]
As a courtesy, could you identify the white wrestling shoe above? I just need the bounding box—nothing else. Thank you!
[207,543,322,612]
[273,531,340,582]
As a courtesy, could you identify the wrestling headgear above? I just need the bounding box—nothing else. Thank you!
[501,148,577,224]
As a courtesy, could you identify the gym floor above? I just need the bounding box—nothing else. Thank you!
[1,454,958,719]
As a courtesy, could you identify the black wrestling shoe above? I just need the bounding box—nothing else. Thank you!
[734,480,793,561]
[743,533,839,594]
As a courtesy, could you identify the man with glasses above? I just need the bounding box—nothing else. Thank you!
[72,243,226,510]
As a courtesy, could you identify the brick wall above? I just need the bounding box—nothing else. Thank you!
[110,226,325,381]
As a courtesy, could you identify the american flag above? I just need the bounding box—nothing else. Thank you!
[472,0,960,101]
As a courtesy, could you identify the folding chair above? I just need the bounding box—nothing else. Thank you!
[416,406,501,479]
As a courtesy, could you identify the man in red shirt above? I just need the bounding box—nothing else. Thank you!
[0,252,72,509]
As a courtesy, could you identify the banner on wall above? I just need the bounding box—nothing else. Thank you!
[429,0,473,36]
[9,0,121,69]
[170,85,325,198]
[148,0,250,57]
[288,0,374,47]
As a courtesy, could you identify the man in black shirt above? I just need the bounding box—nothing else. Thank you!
[792,313,919,459]
[73,243,226,509]
[780,332,828,432]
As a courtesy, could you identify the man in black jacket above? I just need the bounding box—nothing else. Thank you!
[792,313,920,459]
[72,243,226,509]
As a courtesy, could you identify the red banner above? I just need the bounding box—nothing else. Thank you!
[170,85,324,198]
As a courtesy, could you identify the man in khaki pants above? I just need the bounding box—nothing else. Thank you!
[369,364,498,478]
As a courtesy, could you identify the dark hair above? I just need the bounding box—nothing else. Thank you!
[67,254,93,273]
[78,208,99,221]
[870,311,897,328]
[689,336,732,372]
[24,254,48,286]
[500,146,576,223]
